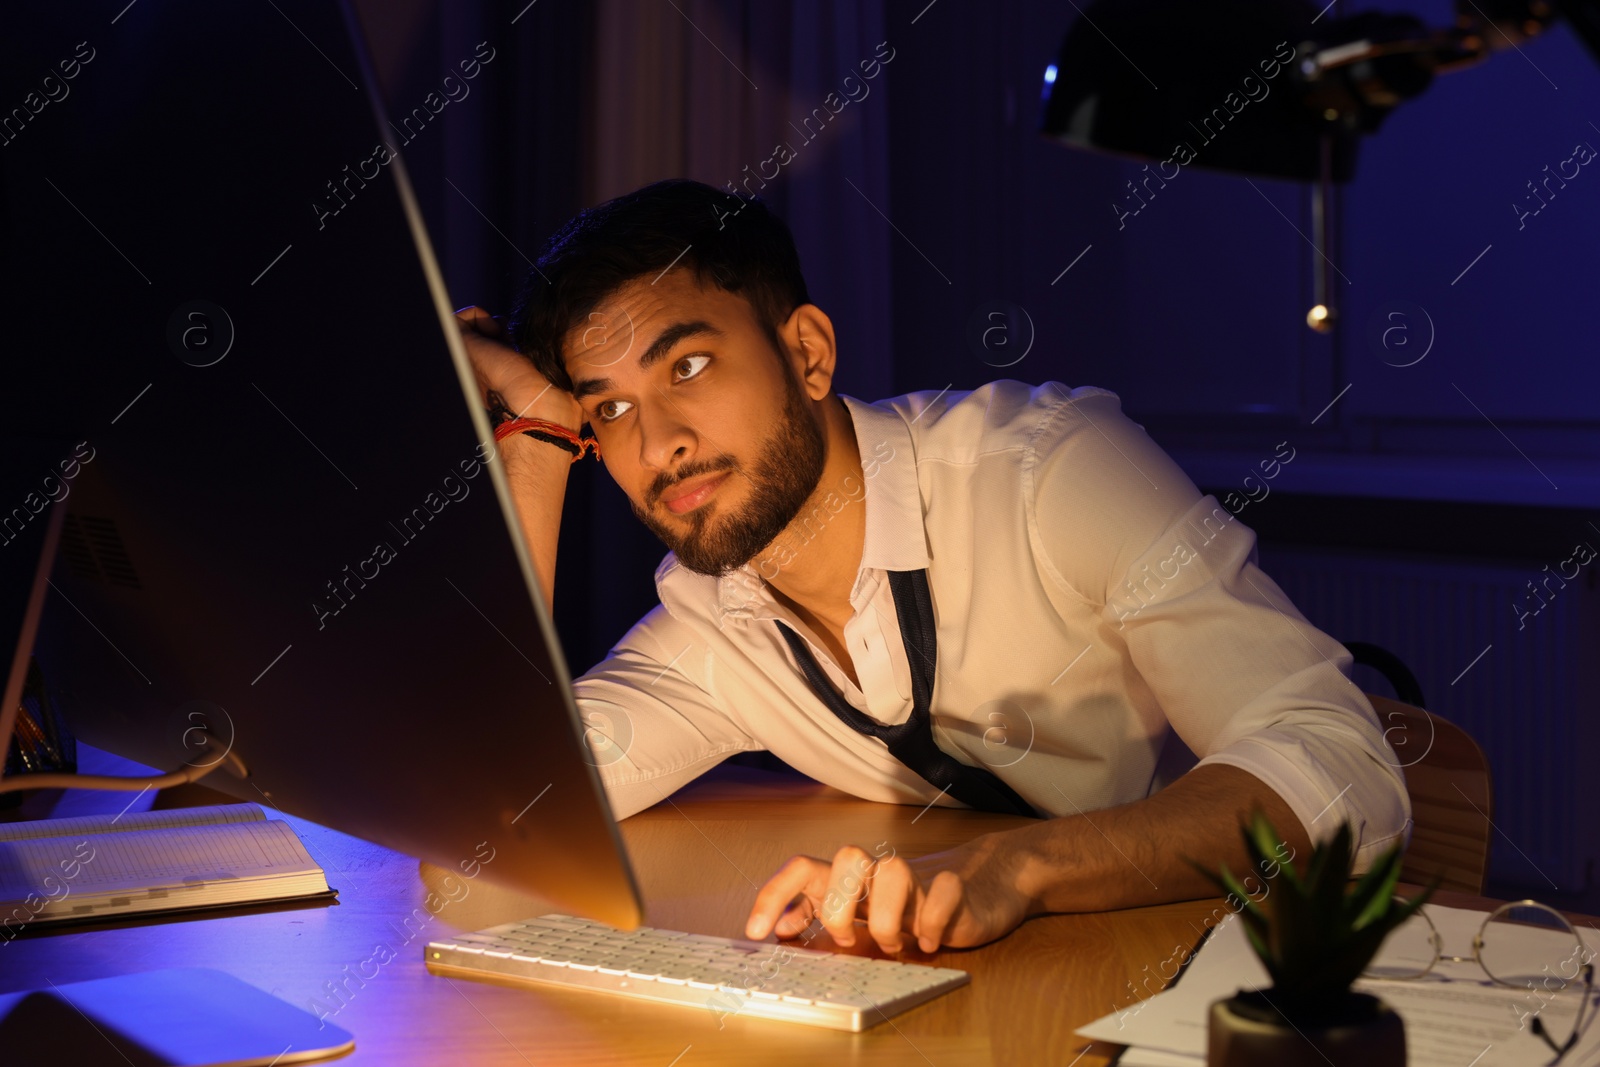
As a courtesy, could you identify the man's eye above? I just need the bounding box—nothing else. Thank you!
[673,354,710,381]
[596,398,634,423]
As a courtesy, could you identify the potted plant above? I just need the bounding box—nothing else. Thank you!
[1194,812,1434,1067]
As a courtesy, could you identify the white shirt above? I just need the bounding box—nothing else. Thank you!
[575,380,1410,870]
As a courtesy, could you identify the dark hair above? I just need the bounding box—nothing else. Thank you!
[509,178,812,392]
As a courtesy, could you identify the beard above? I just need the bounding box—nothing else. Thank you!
[632,367,827,577]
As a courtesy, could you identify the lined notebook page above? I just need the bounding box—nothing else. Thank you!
[44,822,319,886]
[0,820,328,918]
[0,803,264,843]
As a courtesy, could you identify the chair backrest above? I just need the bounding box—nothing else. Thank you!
[1366,693,1494,894]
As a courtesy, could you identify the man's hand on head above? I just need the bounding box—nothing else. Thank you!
[454,305,583,432]
[452,305,588,606]
[743,832,1038,955]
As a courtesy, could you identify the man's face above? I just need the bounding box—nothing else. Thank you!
[562,272,827,577]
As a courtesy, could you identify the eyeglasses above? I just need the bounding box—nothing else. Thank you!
[1363,900,1597,1064]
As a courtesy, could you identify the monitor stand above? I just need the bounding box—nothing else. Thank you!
[1,438,75,793]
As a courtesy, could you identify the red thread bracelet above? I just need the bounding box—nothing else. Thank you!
[493,417,602,462]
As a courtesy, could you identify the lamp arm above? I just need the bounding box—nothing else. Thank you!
[1304,30,1491,78]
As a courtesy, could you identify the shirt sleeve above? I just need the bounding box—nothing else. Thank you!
[573,603,757,821]
[1027,387,1411,872]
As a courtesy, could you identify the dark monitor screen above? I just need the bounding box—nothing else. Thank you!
[0,0,643,929]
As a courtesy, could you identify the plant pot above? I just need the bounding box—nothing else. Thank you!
[1208,989,1406,1067]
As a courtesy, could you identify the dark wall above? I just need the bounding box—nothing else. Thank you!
[883,0,1600,453]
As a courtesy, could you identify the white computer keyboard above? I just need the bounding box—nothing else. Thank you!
[425,913,970,1032]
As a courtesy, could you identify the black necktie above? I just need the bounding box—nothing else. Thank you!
[775,568,1037,818]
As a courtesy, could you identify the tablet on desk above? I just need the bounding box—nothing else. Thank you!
[0,968,355,1067]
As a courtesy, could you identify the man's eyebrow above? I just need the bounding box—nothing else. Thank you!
[570,320,723,401]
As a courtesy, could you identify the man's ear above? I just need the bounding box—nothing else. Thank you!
[778,303,837,401]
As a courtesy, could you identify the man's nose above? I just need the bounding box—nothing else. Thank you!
[637,395,697,473]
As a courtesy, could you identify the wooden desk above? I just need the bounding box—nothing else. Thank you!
[0,764,1526,1066]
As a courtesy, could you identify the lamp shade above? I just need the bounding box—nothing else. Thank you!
[1040,0,1363,182]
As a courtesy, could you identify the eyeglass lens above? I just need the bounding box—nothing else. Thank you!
[1479,903,1590,989]
[1364,905,1440,979]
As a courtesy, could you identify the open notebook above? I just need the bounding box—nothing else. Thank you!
[0,803,334,927]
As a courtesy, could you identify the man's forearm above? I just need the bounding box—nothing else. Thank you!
[453,305,585,608]
[498,430,575,607]
[1012,764,1312,915]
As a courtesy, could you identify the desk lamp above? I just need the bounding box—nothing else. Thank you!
[1040,0,1600,331]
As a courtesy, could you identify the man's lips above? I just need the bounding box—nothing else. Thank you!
[659,471,730,515]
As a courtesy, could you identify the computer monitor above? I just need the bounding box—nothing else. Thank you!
[0,0,644,929]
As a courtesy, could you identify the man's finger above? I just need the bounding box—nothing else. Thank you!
[454,305,509,339]
[771,896,816,940]
[913,870,965,953]
[745,855,826,940]
[864,855,918,954]
[820,846,874,947]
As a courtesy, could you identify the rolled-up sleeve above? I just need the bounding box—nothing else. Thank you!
[1030,390,1411,871]
[573,604,756,821]
[1118,496,1411,871]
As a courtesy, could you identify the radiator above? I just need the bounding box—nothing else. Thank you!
[1255,544,1600,894]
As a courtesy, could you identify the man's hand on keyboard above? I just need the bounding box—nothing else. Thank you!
[743,831,1035,955]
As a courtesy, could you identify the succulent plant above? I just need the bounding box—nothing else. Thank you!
[1194,812,1435,1021]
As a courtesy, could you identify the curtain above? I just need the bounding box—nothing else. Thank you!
[349,0,892,675]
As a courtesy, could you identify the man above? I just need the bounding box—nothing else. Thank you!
[458,178,1409,957]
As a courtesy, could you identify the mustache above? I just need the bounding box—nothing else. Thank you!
[649,455,737,505]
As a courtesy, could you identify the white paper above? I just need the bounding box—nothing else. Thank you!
[1078,905,1600,1067]
[1113,1049,1201,1066]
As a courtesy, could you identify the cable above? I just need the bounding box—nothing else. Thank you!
[0,745,249,794]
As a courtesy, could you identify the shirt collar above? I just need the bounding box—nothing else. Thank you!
[656,392,928,623]
[841,392,928,577]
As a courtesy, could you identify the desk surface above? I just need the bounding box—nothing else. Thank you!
[1,764,1520,1067]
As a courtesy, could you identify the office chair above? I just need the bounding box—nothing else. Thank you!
[1344,640,1493,894]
